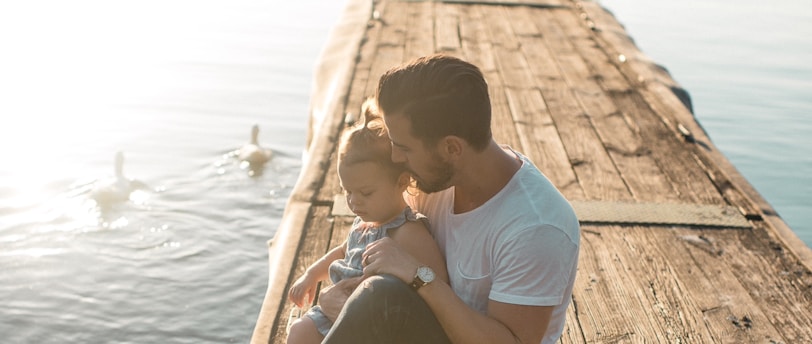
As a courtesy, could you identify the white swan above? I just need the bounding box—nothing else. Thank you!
[90,151,147,206]
[238,124,273,166]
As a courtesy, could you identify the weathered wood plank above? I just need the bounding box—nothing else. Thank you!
[491,7,535,90]
[611,91,725,204]
[405,1,435,59]
[554,11,786,339]
[567,2,728,205]
[482,4,518,51]
[573,226,674,342]
[478,7,524,149]
[435,3,461,53]
[648,227,787,343]
[457,4,524,150]
[489,81,523,148]
[500,6,584,196]
[532,9,630,201]
[328,216,355,250]
[458,5,497,74]
[441,0,568,6]
[549,7,678,203]
[504,88,582,196]
[314,6,386,203]
[561,299,587,344]
[710,226,812,341]
[516,22,563,84]
[365,2,408,95]
[269,205,335,344]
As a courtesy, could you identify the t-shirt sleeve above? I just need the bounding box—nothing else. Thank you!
[489,224,579,306]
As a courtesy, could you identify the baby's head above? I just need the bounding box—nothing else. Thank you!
[338,98,410,223]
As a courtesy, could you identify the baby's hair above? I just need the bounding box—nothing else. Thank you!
[338,98,406,181]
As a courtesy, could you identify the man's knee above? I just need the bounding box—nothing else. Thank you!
[326,274,449,343]
[360,274,410,294]
[346,274,413,310]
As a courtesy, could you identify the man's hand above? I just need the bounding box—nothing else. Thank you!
[318,275,363,322]
[361,237,420,283]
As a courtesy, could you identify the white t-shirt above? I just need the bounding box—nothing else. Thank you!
[407,150,580,344]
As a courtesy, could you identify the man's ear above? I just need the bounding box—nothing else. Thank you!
[439,136,464,160]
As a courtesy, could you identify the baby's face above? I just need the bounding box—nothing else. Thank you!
[338,161,405,225]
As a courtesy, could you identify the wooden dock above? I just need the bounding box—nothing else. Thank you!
[251,0,812,342]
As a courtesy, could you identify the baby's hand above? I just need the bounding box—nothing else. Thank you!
[287,274,317,308]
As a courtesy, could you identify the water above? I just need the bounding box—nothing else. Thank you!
[0,0,809,343]
[0,0,346,343]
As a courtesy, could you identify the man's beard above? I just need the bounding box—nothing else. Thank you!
[411,157,454,194]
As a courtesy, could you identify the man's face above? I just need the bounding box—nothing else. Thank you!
[384,114,454,193]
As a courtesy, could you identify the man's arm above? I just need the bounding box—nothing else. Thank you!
[418,277,553,344]
[488,301,553,344]
[362,238,554,344]
[387,221,449,284]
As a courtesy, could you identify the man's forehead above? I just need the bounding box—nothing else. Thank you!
[383,114,410,140]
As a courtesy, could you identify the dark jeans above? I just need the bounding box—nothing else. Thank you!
[322,274,451,344]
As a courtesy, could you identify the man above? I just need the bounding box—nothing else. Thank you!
[320,54,580,344]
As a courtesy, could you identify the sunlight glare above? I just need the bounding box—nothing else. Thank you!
[0,248,67,258]
[0,0,206,192]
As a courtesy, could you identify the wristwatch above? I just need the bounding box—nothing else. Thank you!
[410,266,436,291]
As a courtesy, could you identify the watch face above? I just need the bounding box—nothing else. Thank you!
[417,266,435,283]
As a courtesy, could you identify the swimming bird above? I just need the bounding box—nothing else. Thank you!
[90,151,147,206]
[238,124,273,166]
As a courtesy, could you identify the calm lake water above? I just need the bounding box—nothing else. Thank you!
[0,1,346,343]
[0,0,809,343]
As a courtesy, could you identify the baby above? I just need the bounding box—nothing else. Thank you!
[285,99,448,343]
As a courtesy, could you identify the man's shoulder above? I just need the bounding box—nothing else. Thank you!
[499,160,579,238]
[508,160,565,205]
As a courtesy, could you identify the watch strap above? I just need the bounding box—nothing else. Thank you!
[410,275,428,290]
[410,266,434,291]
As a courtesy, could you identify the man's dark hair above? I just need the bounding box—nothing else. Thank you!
[376,54,492,151]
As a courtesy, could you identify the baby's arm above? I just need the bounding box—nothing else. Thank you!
[288,242,346,308]
[389,221,449,284]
